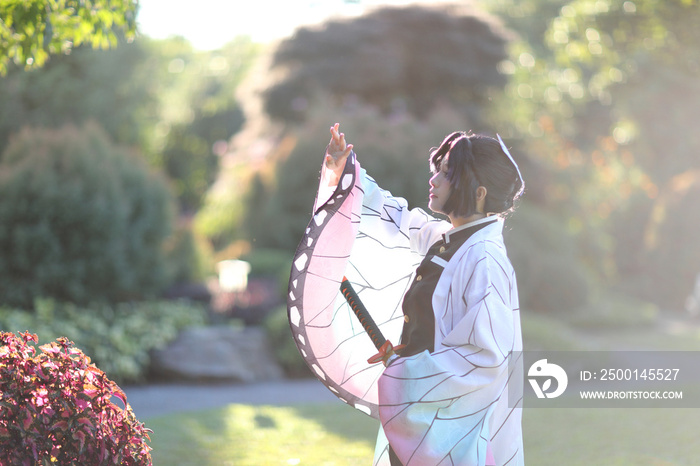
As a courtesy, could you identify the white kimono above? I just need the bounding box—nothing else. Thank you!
[288,152,524,466]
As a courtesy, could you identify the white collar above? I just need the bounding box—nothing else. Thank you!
[444,216,499,244]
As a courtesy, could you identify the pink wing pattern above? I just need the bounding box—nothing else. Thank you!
[287,153,417,418]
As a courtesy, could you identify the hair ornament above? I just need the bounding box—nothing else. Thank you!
[496,134,524,198]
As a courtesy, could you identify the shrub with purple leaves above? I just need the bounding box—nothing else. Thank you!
[0,332,152,465]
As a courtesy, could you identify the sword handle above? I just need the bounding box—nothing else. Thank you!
[340,277,386,351]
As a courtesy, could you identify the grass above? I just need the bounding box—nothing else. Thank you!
[145,401,700,465]
[523,408,700,465]
[146,402,378,466]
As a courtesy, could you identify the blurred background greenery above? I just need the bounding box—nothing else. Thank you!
[1,0,699,382]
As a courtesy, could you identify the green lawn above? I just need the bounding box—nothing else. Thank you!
[146,401,700,465]
[146,402,378,466]
[523,408,700,465]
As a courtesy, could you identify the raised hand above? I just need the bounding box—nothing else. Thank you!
[325,123,353,184]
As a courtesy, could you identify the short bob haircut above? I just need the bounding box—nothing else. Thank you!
[429,131,523,218]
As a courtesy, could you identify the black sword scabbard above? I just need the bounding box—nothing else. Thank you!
[340,277,386,351]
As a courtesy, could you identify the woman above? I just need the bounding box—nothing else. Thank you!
[288,123,524,465]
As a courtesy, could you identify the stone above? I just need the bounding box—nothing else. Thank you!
[150,326,284,383]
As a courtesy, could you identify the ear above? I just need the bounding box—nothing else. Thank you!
[475,186,487,214]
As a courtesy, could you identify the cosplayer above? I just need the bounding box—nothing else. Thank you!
[287,123,524,465]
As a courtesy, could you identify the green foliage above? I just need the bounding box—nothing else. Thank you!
[0,123,174,308]
[164,224,215,284]
[150,37,257,212]
[0,0,138,75]
[0,39,159,159]
[150,37,259,129]
[263,305,309,378]
[161,109,243,213]
[542,0,700,182]
[485,0,570,55]
[487,0,700,310]
[241,173,271,245]
[0,36,259,215]
[0,299,207,384]
[194,161,252,249]
[0,332,152,464]
[614,181,700,308]
[241,248,295,296]
[161,123,216,212]
[242,248,294,277]
[265,4,511,123]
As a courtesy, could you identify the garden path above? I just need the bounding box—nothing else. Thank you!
[122,379,336,420]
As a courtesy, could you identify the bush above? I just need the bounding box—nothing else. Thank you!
[164,224,215,284]
[0,299,207,384]
[0,332,152,464]
[565,292,659,330]
[0,123,174,308]
[240,248,296,297]
[262,305,310,378]
[520,312,585,351]
[504,202,593,314]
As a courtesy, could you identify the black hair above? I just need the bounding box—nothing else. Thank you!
[429,131,523,218]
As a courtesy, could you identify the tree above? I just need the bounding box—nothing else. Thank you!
[160,95,245,213]
[0,0,137,75]
[150,36,257,213]
[264,4,512,125]
[0,35,258,213]
[0,39,158,158]
[489,0,700,307]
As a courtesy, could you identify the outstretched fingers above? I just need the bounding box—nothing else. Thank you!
[327,123,353,162]
[325,123,353,182]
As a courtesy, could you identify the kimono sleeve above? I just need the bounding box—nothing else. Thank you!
[377,241,518,466]
[358,168,449,257]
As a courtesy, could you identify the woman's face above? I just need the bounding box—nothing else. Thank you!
[428,152,452,215]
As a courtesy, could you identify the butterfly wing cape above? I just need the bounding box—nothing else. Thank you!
[287,152,432,418]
